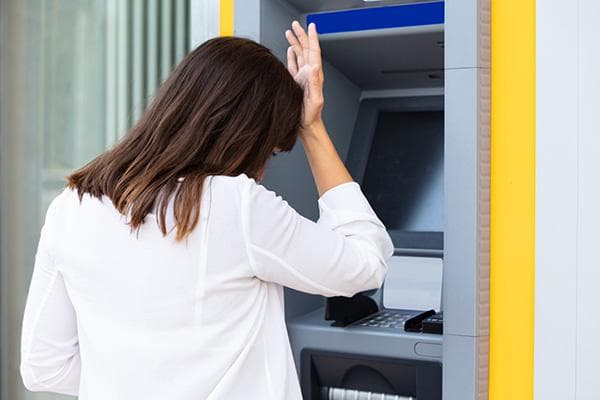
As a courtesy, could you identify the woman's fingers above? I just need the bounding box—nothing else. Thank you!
[307,22,322,68]
[288,21,322,71]
[285,29,304,68]
[291,21,309,65]
[286,46,299,76]
[286,21,324,102]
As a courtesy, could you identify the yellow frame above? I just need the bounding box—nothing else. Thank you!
[490,1,536,399]
[219,0,234,36]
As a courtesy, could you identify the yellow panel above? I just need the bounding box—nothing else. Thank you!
[219,0,234,36]
[490,1,536,399]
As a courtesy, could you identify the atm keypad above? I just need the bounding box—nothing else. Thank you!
[353,309,422,329]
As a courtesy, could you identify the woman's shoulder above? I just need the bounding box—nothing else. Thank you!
[52,186,103,210]
[38,187,81,238]
[210,173,266,194]
[46,186,114,223]
[211,173,252,185]
[210,173,285,208]
[47,187,77,215]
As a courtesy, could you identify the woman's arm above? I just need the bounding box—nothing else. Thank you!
[300,120,353,196]
[285,21,353,196]
[21,196,80,396]
[242,177,393,297]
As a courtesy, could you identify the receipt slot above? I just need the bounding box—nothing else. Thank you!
[232,1,490,399]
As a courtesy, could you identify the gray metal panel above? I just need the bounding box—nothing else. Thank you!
[287,308,443,372]
[445,0,490,69]
[318,26,444,90]
[234,0,261,40]
[443,66,490,400]
[443,67,479,337]
[443,335,475,399]
[443,1,490,398]
[259,0,301,60]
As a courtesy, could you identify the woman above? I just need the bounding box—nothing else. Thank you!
[20,22,393,399]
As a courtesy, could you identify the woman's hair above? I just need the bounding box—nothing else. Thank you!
[67,37,304,240]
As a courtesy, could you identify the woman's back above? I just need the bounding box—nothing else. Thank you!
[21,174,393,399]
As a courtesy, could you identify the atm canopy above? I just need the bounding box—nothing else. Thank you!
[304,2,445,90]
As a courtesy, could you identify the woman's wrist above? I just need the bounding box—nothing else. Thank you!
[300,119,327,142]
[299,118,353,196]
[300,120,331,155]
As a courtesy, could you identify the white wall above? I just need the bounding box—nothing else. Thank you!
[535,1,600,399]
[575,1,600,398]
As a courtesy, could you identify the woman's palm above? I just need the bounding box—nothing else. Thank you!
[285,21,324,130]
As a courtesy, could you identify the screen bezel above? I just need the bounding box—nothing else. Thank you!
[345,95,444,254]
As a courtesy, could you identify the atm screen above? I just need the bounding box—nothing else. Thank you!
[361,110,444,234]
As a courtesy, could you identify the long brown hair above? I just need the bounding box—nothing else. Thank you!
[68,37,304,240]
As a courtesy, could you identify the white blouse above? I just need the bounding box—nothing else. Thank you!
[21,174,394,399]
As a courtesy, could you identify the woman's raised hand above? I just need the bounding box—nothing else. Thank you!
[285,21,352,196]
[285,21,325,133]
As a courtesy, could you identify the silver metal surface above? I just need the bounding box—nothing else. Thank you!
[327,387,415,400]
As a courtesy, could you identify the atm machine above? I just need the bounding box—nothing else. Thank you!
[234,1,490,399]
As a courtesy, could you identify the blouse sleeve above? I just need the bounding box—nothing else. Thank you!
[20,194,81,396]
[241,178,394,297]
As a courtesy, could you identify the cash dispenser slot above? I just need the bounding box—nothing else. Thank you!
[257,1,446,399]
[302,350,442,400]
[287,309,443,400]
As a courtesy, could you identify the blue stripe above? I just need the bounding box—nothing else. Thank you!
[306,2,445,35]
